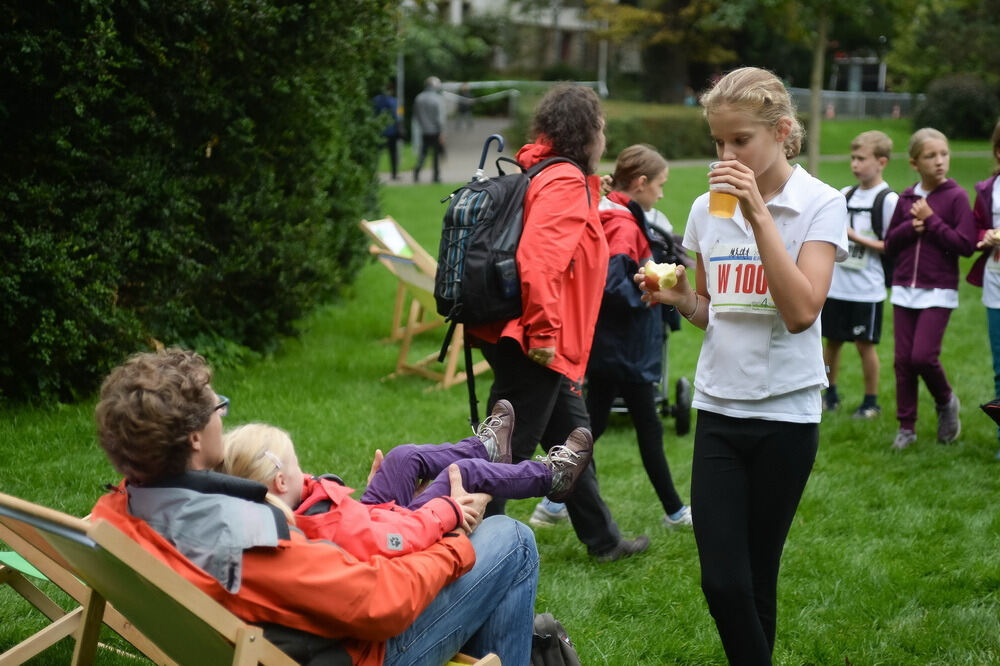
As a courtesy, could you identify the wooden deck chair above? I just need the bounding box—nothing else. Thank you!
[360,217,489,391]
[0,502,174,665]
[0,492,499,666]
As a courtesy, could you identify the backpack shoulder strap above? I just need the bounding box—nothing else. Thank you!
[871,188,893,239]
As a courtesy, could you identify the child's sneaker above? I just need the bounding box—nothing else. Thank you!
[852,404,881,420]
[936,393,961,443]
[823,390,840,412]
[891,428,916,450]
[529,499,569,527]
[662,505,692,528]
[538,427,594,502]
[476,400,513,464]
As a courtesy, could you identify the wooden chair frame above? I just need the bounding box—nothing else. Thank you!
[0,502,174,665]
[360,217,489,391]
[0,491,499,666]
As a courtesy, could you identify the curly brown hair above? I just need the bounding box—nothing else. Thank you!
[531,83,604,173]
[95,348,216,485]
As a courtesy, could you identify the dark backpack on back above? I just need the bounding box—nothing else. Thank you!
[434,151,585,425]
[434,155,583,324]
[845,184,895,287]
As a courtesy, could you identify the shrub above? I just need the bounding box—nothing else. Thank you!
[0,1,395,403]
[912,74,1000,140]
[507,96,714,161]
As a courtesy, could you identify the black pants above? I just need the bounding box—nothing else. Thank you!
[414,132,441,182]
[384,136,398,178]
[691,410,818,666]
[586,377,684,515]
[481,338,622,555]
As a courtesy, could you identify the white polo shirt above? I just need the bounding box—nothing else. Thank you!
[683,165,848,423]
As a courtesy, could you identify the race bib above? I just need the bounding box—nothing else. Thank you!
[708,243,775,314]
[840,240,867,270]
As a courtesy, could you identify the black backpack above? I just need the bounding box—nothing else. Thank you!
[434,135,585,424]
[845,185,895,287]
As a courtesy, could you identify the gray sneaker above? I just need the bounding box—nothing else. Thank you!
[594,535,650,563]
[476,400,513,464]
[538,428,594,502]
[891,429,917,450]
[936,393,961,443]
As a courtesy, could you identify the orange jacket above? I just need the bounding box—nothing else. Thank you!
[91,482,475,666]
[295,476,462,560]
[469,141,609,386]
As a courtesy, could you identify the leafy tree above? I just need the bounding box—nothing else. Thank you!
[887,0,1000,93]
[586,0,735,102]
[1,1,395,402]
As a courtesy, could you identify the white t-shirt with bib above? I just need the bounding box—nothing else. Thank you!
[683,165,849,423]
[981,178,1000,309]
[828,183,898,303]
[889,183,959,310]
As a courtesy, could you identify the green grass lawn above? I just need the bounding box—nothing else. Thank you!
[3,153,1000,664]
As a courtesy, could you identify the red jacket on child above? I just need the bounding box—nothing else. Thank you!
[295,475,463,559]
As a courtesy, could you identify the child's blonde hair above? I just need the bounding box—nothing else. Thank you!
[610,144,668,191]
[222,423,297,523]
[851,130,893,161]
[700,67,804,159]
[908,127,948,160]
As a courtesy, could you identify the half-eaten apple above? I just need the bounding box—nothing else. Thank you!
[643,260,678,291]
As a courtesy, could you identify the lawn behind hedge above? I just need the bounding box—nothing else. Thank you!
[2,153,999,664]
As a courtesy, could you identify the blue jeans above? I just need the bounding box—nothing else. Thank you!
[988,307,1000,441]
[383,516,539,666]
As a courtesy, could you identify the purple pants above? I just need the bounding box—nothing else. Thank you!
[360,437,553,509]
[893,305,954,430]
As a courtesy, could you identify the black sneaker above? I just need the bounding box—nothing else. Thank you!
[594,535,650,563]
[539,428,594,502]
[476,400,514,464]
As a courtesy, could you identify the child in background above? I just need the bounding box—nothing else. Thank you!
[222,401,593,561]
[637,67,847,664]
[822,131,899,419]
[884,128,976,450]
[586,143,691,528]
[965,119,1000,458]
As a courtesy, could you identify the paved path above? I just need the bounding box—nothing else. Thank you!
[380,117,991,187]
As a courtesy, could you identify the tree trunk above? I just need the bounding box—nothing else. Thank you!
[807,10,828,175]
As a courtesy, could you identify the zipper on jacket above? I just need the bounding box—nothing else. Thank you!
[911,237,921,287]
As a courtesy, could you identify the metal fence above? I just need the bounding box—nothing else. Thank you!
[788,87,925,120]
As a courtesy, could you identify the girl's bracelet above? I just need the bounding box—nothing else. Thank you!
[680,294,699,321]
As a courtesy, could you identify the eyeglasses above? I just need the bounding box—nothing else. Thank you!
[213,395,230,417]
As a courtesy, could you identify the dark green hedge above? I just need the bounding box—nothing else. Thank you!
[1,1,394,402]
[507,97,714,161]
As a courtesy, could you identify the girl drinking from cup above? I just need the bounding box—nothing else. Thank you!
[636,67,847,664]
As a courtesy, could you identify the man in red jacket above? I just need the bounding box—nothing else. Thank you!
[468,84,649,562]
[91,348,538,666]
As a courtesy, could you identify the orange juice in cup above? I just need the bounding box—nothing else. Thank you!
[708,161,738,218]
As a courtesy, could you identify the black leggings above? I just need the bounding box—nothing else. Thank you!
[586,377,684,515]
[691,410,818,666]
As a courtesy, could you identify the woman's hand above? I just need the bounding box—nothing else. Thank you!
[978,228,1000,249]
[527,347,555,366]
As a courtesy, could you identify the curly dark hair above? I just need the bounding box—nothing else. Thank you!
[531,83,604,173]
[95,348,216,485]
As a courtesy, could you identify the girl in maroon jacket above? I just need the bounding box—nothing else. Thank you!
[884,128,976,450]
[965,119,1000,457]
